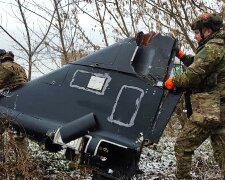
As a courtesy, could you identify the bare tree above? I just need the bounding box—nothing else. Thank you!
[0,0,56,80]
[74,0,223,52]
[71,0,144,50]
[137,0,224,52]
[0,0,223,79]
[34,0,88,66]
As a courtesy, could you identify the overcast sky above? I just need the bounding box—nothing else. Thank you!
[0,0,97,78]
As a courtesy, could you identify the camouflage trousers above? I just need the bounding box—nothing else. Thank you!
[175,95,188,129]
[175,92,225,179]
[175,121,225,179]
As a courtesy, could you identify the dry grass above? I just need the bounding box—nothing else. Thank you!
[0,121,43,179]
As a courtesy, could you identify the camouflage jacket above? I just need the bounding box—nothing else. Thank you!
[0,61,27,90]
[173,30,225,97]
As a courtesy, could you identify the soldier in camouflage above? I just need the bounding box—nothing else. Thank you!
[0,51,28,162]
[164,13,225,179]
[0,51,27,89]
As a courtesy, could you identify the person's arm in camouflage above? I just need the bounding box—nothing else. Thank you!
[176,49,194,67]
[173,42,224,88]
[180,54,194,67]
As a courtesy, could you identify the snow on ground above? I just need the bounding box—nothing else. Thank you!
[29,134,223,179]
[26,116,224,179]
[2,112,223,179]
[136,136,223,180]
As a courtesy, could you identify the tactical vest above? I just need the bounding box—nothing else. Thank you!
[0,61,27,90]
[201,31,225,96]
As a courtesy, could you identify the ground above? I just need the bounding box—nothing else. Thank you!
[137,137,223,180]
[28,136,223,179]
[1,117,224,179]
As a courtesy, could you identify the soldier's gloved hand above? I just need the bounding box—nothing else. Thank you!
[164,77,175,90]
[176,49,185,59]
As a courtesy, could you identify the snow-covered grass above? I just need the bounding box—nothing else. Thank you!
[29,141,92,179]
[2,115,224,179]
[136,137,223,180]
[135,115,224,180]
[28,132,223,179]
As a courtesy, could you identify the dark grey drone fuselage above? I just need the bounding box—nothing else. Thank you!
[0,33,181,179]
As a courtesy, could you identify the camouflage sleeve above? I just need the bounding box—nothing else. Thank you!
[180,54,194,67]
[173,42,224,88]
[0,65,13,85]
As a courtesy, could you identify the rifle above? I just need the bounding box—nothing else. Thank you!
[184,90,192,118]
